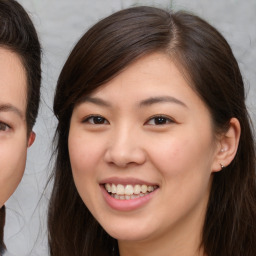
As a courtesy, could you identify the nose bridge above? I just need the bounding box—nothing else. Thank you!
[114,122,134,147]
[104,122,146,167]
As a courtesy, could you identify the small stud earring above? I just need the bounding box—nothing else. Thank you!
[220,148,226,152]
[220,163,225,169]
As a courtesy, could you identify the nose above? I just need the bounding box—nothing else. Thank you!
[104,127,146,168]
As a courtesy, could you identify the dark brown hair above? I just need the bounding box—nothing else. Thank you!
[48,6,256,256]
[0,0,41,132]
[0,0,41,252]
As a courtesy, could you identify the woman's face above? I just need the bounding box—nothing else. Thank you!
[69,53,222,244]
[0,48,34,207]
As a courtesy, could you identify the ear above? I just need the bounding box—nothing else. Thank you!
[212,118,241,172]
[27,131,36,147]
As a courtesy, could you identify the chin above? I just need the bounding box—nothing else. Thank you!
[103,225,152,242]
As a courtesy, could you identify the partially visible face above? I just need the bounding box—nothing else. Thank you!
[69,53,221,244]
[0,47,33,208]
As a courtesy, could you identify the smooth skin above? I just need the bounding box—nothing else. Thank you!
[69,52,240,256]
[0,48,35,208]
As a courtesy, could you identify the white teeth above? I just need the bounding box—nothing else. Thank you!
[134,184,141,194]
[104,183,158,198]
[124,185,133,195]
[141,185,147,193]
[112,192,149,200]
[116,184,125,195]
[112,184,117,193]
[147,185,154,192]
[105,183,111,192]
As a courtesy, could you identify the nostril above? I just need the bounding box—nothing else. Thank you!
[104,146,146,167]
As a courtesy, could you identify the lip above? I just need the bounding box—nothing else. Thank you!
[100,184,159,212]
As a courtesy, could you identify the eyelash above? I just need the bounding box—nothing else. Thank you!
[145,115,175,125]
[82,115,109,125]
[82,115,174,126]
[0,122,11,132]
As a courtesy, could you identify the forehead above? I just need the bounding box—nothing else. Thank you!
[90,53,196,103]
[0,47,27,116]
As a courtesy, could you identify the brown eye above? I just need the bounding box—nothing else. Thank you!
[0,122,10,131]
[84,115,109,125]
[146,115,174,125]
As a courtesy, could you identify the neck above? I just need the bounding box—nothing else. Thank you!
[0,206,6,255]
[118,231,205,256]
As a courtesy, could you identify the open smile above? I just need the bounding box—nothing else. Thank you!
[104,183,159,200]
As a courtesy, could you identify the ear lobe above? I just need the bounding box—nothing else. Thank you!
[27,131,36,147]
[212,118,241,172]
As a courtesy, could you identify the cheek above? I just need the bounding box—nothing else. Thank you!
[148,129,215,188]
[148,137,195,172]
[68,133,103,178]
[148,135,214,224]
[0,140,27,206]
[68,129,107,207]
[68,131,106,213]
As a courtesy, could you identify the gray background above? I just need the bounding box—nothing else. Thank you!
[4,0,256,255]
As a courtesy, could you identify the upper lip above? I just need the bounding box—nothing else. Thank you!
[100,177,159,186]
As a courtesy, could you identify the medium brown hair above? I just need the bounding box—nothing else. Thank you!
[0,0,41,252]
[48,6,256,256]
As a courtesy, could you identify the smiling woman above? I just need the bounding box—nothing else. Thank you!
[0,0,41,254]
[48,6,256,256]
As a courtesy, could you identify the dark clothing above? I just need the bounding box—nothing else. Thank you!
[0,206,6,256]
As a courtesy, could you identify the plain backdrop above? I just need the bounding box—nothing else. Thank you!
[4,0,256,255]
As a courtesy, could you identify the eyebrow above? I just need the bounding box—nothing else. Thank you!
[0,103,23,118]
[140,96,187,108]
[78,95,187,109]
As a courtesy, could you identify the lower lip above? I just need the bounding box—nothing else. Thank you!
[100,185,158,211]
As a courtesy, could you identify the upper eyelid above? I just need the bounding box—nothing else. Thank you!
[0,122,11,130]
[82,114,109,124]
[82,114,105,120]
[0,112,24,126]
[145,115,175,123]
[0,120,11,127]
